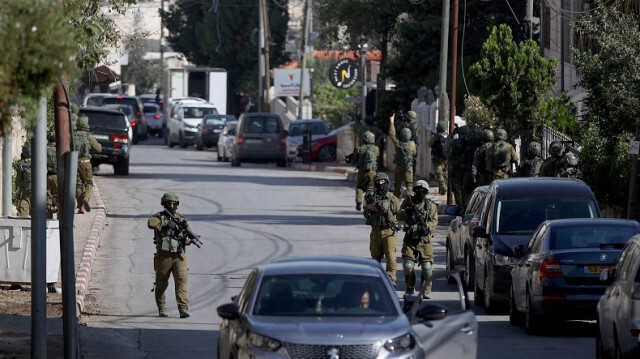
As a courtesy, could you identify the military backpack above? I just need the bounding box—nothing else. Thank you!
[491,142,511,170]
[394,142,414,169]
[356,144,377,171]
[77,131,92,159]
[432,133,448,159]
[46,145,57,174]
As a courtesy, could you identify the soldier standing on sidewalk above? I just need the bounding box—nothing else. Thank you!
[75,115,102,214]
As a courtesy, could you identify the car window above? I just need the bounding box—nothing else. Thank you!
[527,224,547,253]
[143,104,159,113]
[465,192,479,215]
[288,124,303,136]
[204,118,226,126]
[495,198,599,235]
[253,274,396,317]
[245,116,281,134]
[237,270,257,314]
[102,97,140,112]
[82,112,127,129]
[550,225,638,250]
[183,106,217,118]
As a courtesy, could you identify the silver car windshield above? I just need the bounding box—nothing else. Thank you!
[253,274,397,317]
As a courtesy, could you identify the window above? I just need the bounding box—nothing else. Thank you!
[238,270,257,314]
[184,107,218,118]
[550,225,638,250]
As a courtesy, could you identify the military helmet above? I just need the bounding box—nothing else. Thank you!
[77,115,90,131]
[399,128,412,142]
[495,129,507,141]
[436,120,448,133]
[161,192,180,206]
[407,111,417,121]
[414,180,429,192]
[549,141,564,157]
[562,152,579,167]
[362,131,375,144]
[373,172,390,184]
[482,130,494,142]
[527,141,541,156]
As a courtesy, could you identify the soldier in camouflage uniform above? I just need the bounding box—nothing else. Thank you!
[148,192,193,318]
[428,121,448,195]
[539,141,564,177]
[15,141,32,217]
[352,131,380,211]
[485,129,518,180]
[396,180,438,299]
[46,130,58,219]
[364,173,401,286]
[389,113,417,197]
[559,152,583,179]
[75,115,102,214]
[520,141,543,177]
[472,130,494,186]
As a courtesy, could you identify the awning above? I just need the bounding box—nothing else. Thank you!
[92,65,119,84]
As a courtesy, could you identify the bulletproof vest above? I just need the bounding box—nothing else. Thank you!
[405,199,432,239]
[522,157,543,177]
[490,141,511,169]
[356,144,377,171]
[17,159,32,193]
[153,212,187,253]
[46,144,57,174]
[367,192,396,227]
[394,141,414,169]
[76,131,91,159]
[432,133,448,159]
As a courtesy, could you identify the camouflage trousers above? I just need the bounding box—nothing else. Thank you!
[16,191,30,217]
[393,167,413,198]
[433,158,448,195]
[355,169,376,205]
[154,249,189,312]
[369,228,397,283]
[76,160,94,204]
[401,235,434,293]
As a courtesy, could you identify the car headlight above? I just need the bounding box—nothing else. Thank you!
[185,123,196,129]
[493,254,515,267]
[384,333,415,353]
[247,331,282,351]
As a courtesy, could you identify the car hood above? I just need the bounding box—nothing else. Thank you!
[248,315,411,345]
[491,234,532,256]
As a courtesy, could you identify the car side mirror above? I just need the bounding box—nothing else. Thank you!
[445,205,460,216]
[472,225,488,238]
[512,244,526,258]
[216,303,240,320]
[416,303,448,321]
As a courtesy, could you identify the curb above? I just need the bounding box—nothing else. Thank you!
[75,182,107,317]
[290,162,356,179]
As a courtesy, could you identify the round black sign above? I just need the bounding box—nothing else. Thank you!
[329,58,359,89]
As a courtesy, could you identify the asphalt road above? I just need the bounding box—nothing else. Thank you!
[77,136,595,358]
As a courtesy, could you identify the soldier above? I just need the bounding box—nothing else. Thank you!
[472,130,494,186]
[539,141,564,177]
[485,128,518,180]
[559,152,583,179]
[395,110,420,146]
[75,115,102,214]
[462,130,482,205]
[148,192,193,318]
[352,131,379,211]
[364,173,401,286]
[520,141,543,177]
[389,113,417,197]
[448,126,471,207]
[396,180,438,299]
[15,141,32,217]
[46,130,58,219]
[428,120,448,195]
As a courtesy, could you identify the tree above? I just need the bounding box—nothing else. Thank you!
[162,0,290,113]
[121,14,160,95]
[469,24,556,145]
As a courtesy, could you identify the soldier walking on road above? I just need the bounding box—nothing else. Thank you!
[472,130,494,186]
[389,113,417,198]
[397,180,438,299]
[352,131,379,211]
[539,141,564,177]
[15,141,32,217]
[148,192,193,318]
[364,173,401,287]
[485,129,518,180]
[521,141,543,177]
[75,115,102,214]
[428,121,448,195]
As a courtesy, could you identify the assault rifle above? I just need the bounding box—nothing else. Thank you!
[345,151,355,164]
[365,192,401,233]
[163,209,203,248]
[405,196,430,237]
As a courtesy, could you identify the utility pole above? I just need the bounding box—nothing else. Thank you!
[628,124,640,220]
[360,43,368,125]
[258,0,265,112]
[262,0,271,111]
[449,0,459,142]
[439,0,450,133]
[160,0,166,117]
[298,0,310,119]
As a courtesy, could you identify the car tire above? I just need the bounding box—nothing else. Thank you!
[196,140,204,151]
[114,157,129,176]
[318,145,336,162]
[132,133,139,145]
[231,154,241,167]
[509,288,524,326]
[179,132,187,148]
[446,240,456,284]
[168,132,175,148]
[464,249,475,291]
[474,274,484,307]
[217,151,222,161]
[483,272,501,314]
[525,291,544,335]
[276,158,286,167]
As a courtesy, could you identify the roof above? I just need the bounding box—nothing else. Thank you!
[264,256,384,276]
[491,178,596,199]
[544,218,640,228]
[79,106,126,116]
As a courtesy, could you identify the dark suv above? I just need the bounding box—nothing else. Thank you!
[79,107,131,175]
[102,95,146,144]
[471,178,600,313]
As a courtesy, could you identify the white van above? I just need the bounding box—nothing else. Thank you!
[166,97,218,148]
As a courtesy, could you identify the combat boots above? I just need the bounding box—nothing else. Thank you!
[179,309,190,318]
[158,309,168,317]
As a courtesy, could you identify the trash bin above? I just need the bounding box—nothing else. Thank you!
[0,218,60,284]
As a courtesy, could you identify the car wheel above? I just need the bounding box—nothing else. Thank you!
[509,287,525,326]
[217,151,222,161]
[196,140,204,151]
[474,274,484,307]
[464,249,475,291]
[318,145,336,162]
[179,132,187,148]
[276,157,286,167]
[525,290,544,335]
[167,132,175,148]
[483,272,501,314]
[231,154,241,167]
[446,240,456,284]
[114,157,130,176]
[132,133,139,144]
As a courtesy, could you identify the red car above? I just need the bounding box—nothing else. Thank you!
[298,132,337,162]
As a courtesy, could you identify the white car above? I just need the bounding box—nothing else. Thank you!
[597,234,640,359]
[217,121,238,162]
[166,97,218,148]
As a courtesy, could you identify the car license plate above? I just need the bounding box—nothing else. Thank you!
[94,134,109,141]
[214,129,222,133]
[585,265,614,274]
[245,139,262,144]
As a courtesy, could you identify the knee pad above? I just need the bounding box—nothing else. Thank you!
[421,261,432,278]
[402,258,415,272]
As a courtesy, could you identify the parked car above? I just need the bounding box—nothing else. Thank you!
[101,95,147,143]
[285,118,331,161]
[217,121,238,162]
[231,112,287,167]
[597,234,640,359]
[139,93,165,110]
[166,97,218,148]
[509,218,640,334]
[101,103,147,144]
[82,92,112,107]
[195,114,236,150]
[143,103,164,137]
[445,185,489,290]
[78,107,131,175]
[472,178,601,313]
[216,256,477,359]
